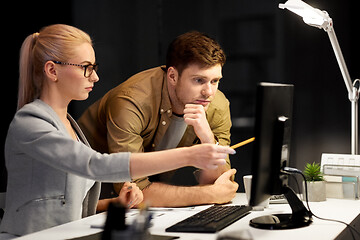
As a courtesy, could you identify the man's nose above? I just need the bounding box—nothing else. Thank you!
[202,83,213,97]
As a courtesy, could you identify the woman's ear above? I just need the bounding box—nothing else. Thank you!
[44,61,58,82]
[167,66,179,87]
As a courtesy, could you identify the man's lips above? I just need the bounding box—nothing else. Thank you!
[194,100,211,105]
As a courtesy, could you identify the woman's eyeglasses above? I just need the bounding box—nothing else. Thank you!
[53,61,99,78]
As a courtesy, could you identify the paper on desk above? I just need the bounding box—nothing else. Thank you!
[89,213,107,229]
[89,210,140,229]
[148,204,213,212]
[88,206,197,229]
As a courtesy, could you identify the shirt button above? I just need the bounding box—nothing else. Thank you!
[167,110,171,114]
[152,143,156,148]
[162,121,166,126]
[160,109,164,113]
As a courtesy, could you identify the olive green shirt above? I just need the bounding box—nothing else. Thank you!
[78,66,232,191]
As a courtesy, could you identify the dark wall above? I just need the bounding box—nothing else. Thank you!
[2,0,359,193]
[283,0,358,169]
[0,1,73,192]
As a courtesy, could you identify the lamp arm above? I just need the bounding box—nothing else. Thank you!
[279,0,359,154]
[325,25,355,99]
[325,24,359,154]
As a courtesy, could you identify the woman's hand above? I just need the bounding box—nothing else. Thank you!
[117,182,143,208]
[187,144,236,170]
[96,182,143,212]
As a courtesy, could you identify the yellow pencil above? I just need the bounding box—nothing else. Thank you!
[230,137,255,150]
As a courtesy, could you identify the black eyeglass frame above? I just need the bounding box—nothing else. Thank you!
[53,60,99,78]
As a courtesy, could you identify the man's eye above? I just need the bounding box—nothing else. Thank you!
[195,78,204,84]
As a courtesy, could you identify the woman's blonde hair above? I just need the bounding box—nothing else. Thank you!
[18,24,92,110]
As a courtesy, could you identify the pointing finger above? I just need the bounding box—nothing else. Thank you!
[216,145,236,155]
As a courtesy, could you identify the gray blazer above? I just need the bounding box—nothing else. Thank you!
[0,100,131,236]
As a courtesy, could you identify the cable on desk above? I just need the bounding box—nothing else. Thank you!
[283,167,360,239]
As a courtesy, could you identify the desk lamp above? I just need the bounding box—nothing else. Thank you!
[279,0,360,155]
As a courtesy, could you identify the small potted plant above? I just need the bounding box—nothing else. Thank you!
[303,162,326,202]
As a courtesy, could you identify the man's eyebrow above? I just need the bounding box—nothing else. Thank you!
[191,74,207,78]
[191,74,222,79]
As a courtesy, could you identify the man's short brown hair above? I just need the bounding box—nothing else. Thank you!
[166,31,226,75]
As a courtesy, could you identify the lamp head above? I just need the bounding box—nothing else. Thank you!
[279,0,332,31]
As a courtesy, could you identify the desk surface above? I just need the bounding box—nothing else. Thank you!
[15,193,360,240]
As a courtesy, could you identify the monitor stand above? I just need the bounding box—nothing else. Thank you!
[249,186,312,229]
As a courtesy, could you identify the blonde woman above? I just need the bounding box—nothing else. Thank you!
[0,24,235,237]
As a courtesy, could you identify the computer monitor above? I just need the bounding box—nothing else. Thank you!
[249,82,312,230]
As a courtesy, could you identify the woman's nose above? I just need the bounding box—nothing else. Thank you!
[90,71,99,82]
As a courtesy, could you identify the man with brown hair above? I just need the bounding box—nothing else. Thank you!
[78,31,238,207]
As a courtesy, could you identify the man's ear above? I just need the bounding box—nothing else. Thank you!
[167,66,179,86]
[44,61,58,82]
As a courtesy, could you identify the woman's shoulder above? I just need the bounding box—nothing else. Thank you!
[10,100,63,135]
[17,99,54,115]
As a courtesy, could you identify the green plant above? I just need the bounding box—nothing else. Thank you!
[304,162,324,181]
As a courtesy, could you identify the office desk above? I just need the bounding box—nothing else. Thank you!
[16,193,360,240]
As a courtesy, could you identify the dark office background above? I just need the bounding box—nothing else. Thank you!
[1,0,359,193]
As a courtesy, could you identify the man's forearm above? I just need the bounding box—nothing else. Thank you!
[142,182,218,207]
[197,164,229,185]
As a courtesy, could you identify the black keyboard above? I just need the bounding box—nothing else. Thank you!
[165,205,252,233]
